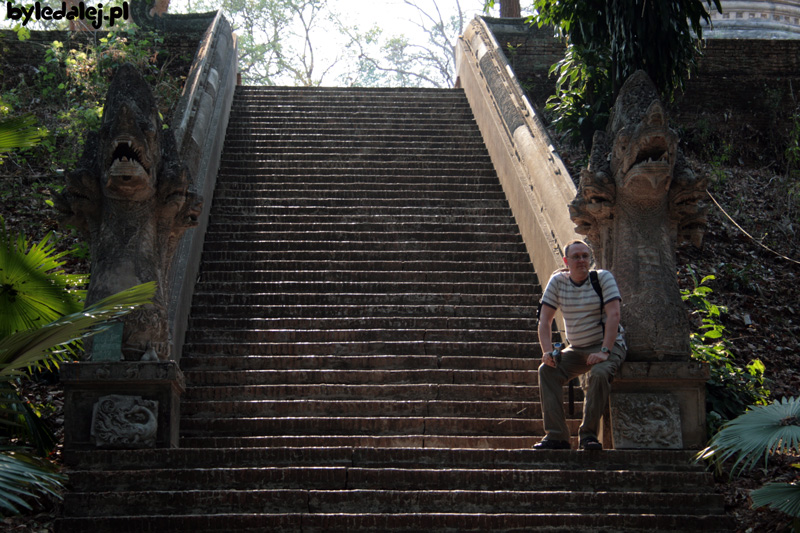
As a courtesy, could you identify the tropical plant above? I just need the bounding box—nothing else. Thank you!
[681,269,769,434]
[0,447,64,516]
[0,114,45,156]
[697,397,800,532]
[503,0,722,146]
[0,216,87,341]
[0,281,157,515]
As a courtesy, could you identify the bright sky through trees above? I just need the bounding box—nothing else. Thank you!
[0,0,506,86]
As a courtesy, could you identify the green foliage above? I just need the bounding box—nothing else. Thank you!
[698,397,800,473]
[751,479,800,532]
[708,139,734,189]
[0,282,156,377]
[546,44,611,147]
[529,0,721,147]
[2,26,181,174]
[0,114,45,155]
[681,269,769,434]
[0,281,156,515]
[0,447,64,516]
[0,216,86,342]
[697,397,800,531]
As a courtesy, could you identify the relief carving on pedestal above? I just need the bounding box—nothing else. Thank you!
[611,393,683,449]
[91,394,158,448]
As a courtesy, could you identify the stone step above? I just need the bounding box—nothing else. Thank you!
[189,291,537,308]
[212,175,501,187]
[224,126,486,139]
[210,196,504,209]
[181,383,540,402]
[64,448,703,472]
[193,280,534,296]
[229,97,473,109]
[219,155,491,167]
[177,435,543,449]
[221,138,489,151]
[195,272,533,288]
[185,329,536,347]
[216,161,495,172]
[203,230,521,244]
[62,488,725,517]
[200,239,526,254]
[233,85,466,97]
[65,464,712,493]
[206,217,515,230]
[198,249,532,264]
[198,261,535,275]
[181,368,534,386]
[226,114,479,126]
[178,416,548,437]
[220,146,491,157]
[187,316,537,331]
[182,341,536,357]
[230,97,473,109]
[212,188,506,200]
[179,355,538,371]
[56,512,734,533]
[189,304,535,319]
[180,399,546,419]
[209,204,512,216]
[213,183,505,195]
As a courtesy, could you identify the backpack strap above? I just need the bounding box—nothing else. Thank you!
[589,270,604,333]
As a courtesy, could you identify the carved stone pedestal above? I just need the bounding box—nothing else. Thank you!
[61,361,185,450]
[601,362,710,449]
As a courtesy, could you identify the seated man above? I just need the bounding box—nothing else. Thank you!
[534,239,626,451]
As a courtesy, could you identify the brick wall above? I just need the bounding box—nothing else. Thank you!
[483,17,800,150]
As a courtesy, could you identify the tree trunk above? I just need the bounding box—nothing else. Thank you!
[500,0,521,17]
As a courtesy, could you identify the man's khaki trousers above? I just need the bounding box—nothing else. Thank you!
[537,343,626,443]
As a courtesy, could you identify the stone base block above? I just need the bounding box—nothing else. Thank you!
[62,361,185,450]
[602,361,709,450]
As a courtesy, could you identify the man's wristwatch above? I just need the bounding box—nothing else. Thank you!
[600,346,610,354]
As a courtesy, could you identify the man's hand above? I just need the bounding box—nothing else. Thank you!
[542,352,558,368]
[586,351,609,365]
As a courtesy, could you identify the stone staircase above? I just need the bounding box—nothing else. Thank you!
[57,87,731,532]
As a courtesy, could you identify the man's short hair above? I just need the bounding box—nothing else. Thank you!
[564,239,591,258]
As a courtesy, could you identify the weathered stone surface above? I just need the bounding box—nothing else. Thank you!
[55,64,202,361]
[91,394,159,448]
[611,393,683,449]
[569,71,707,361]
[61,361,184,450]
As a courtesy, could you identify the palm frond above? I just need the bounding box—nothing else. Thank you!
[696,397,800,474]
[0,114,45,153]
[751,482,800,519]
[0,216,85,340]
[0,447,65,515]
[0,281,156,377]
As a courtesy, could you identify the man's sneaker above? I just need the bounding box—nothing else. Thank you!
[532,439,571,450]
[579,436,603,451]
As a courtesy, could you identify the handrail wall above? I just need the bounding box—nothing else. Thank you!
[456,16,580,319]
[167,11,238,362]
